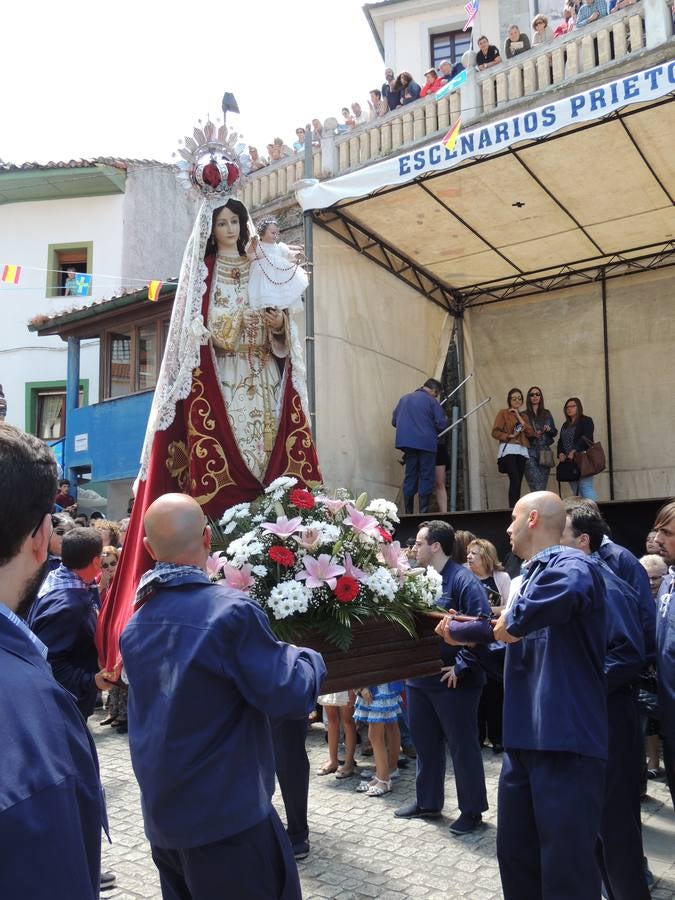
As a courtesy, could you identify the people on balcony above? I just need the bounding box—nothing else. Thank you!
[504,24,531,59]
[293,128,305,153]
[248,146,267,171]
[475,36,502,70]
[394,71,421,105]
[368,89,389,119]
[609,0,637,10]
[420,67,445,96]
[350,102,368,126]
[576,0,608,26]
[532,14,554,43]
[554,2,576,36]
[438,58,464,84]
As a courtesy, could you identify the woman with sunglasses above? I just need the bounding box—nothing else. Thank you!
[557,396,597,499]
[491,388,535,508]
[524,386,558,492]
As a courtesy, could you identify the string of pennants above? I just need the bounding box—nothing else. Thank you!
[1,263,164,302]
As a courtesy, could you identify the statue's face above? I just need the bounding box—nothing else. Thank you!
[213,207,240,252]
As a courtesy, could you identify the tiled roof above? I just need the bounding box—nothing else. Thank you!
[0,157,170,173]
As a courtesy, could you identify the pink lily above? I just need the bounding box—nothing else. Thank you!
[294,527,322,551]
[316,496,348,516]
[295,554,346,589]
[380,541,411,578]
[205,552,227,579]
[260,515,303,540]
[342,552,369,584]
[221,563,255,592]
[343,505,380,539]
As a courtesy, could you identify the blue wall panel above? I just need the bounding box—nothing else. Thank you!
[65,391,153,482]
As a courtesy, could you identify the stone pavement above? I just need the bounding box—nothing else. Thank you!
[95,716,675,900]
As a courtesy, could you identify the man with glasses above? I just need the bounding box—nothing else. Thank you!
[0,423,106,899]
[28,527,115,719]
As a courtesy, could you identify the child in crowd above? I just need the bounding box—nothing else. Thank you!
[247,217,308,313]
[316,691,358,778]
[354,682,402,796]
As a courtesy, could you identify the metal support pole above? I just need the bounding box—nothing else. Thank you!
[449,406,460,512]
[65,336,80,492]
[303,124,317,439]
[601,272,615,499]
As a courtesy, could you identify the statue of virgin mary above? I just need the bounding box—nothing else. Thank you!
[97,121,321,672]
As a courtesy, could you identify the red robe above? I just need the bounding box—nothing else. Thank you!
[96,255,321,674]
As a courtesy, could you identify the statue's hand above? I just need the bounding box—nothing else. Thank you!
[264,309,284,333]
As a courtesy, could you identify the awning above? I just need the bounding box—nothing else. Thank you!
[298,63,675,303]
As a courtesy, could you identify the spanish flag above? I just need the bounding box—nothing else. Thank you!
[147,280,163,302]
[443,117,462,152]
[1,265,22,285]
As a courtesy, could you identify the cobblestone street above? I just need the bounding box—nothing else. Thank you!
[94,714,675,900]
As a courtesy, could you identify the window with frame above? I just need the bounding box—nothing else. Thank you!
[429,30,471,70]
[27,383,86,439]
[46,242,93,297]
[104,318,170,399]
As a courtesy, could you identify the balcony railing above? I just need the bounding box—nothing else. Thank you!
[238,0,672,212]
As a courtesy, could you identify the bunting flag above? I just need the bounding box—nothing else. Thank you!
[435,69,468,101]
[443,117,462,151]
[1,265,22,285]
[147,280,163,302]
[463,0,478,31]
[72,273,92,296]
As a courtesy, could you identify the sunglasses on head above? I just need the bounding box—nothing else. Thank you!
[101,560,118,569]
[30,511,54,538]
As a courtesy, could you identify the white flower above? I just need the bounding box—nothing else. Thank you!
[227,532,264,565]
[267,581,312,620]
[365,498,400,524]
[302,519,341,545]
[264,476,298,500]
[366,567,398,603]
[219,502,251,525]
[224,521,236,534]
[252,565,268,577]
[420,566,443,606]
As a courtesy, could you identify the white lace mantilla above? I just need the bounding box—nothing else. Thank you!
[138,196,309,482]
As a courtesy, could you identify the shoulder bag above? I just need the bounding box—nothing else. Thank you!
[575,436,606,477]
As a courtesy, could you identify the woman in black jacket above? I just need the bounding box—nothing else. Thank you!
[556,396,597,499]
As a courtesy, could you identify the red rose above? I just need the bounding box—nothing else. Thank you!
[269,546,295,567]
[378,526,392,543]
[290,488,315,510]
[334,576,359,603]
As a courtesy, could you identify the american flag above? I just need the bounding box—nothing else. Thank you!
[463,0,478,31]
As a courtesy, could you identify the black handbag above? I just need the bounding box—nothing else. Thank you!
[556,459,580,482]
[497,445,508,474]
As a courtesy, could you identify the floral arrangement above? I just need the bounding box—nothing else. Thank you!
[209,477,443,650]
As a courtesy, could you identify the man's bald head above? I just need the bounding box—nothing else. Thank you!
[144,494,210,566]
[518,491,566,533]
[508,491,566,560]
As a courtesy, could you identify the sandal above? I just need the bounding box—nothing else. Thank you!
[335,763,357,780]
[366,777,392,797]
[356,778,376,793]
[317,763,339,776]
[99,717,118,726]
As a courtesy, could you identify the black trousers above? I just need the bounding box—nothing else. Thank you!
[501,454,526,508]
[151,809,300,900]
[477,677,503,746]
[271,717,310,846]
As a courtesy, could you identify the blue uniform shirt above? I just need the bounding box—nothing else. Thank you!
[592,558,646,694]
[504,547,608,759]
[597,539,656,666]
[392,388,446,453]
[0,608,105,900]
[121,569,326,850]
[409,558,491,690]
[657,571,675,742]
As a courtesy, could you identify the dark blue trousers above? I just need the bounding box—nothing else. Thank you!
[151,808,301,900]
[271,717,310,846]
[598,690,649,900]
[497,749,605,900]
[403,449,436,500]
[407,682,488,814]
[664,735,675,809]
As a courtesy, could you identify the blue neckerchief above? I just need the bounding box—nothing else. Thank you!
[0,603,48,659]
[37,563,91,599]
[135,562,210,609]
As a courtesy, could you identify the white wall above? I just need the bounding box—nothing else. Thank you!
[0,194,123,429]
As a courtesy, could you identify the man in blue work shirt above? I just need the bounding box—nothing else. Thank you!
[0,424,106,900]
[394,520,490,835]
[654,499,675,808]
[562,503,650,900]
[121,493,326,900]
[392,378,446,514]
[452,492,608,899]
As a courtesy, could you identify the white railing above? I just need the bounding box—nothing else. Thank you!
[238,0,671,212]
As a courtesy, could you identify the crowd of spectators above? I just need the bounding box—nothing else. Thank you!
[245,0,653,170]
